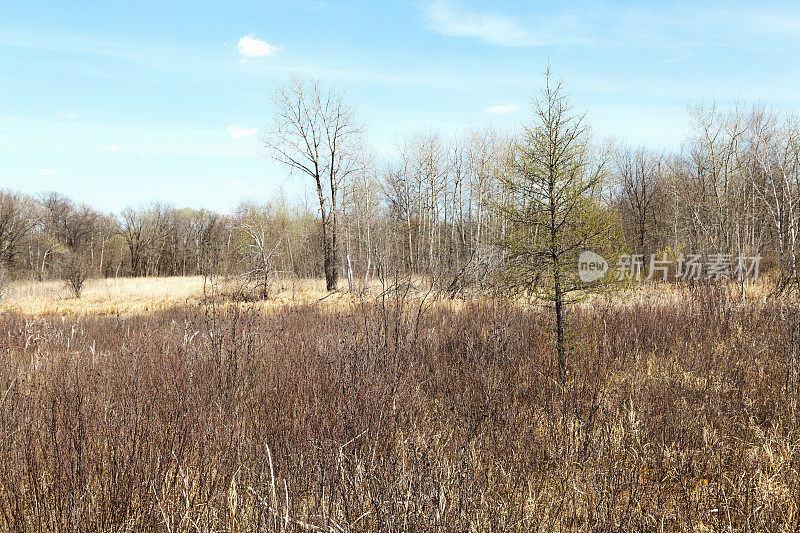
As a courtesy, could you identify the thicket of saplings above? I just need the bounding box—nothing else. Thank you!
[0,280,797,531]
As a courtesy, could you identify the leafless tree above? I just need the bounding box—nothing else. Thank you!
[120,207,150,277]
[264,76,363,291]
[57,251,91,298]
[748,110,800,289]
[235,201,284,299]
[614,147,666,257]
[40,192,98,252]
[0,190,36,268]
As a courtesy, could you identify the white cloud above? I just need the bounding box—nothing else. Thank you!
[36,168,58,176]
[107,145,120,153]
[226,125,257,139]
[485,104,520,115]
[425,1,538,46]
[237,35,279,58]
[59,112,77,119]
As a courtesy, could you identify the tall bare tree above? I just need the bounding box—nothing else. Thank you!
[0,190,35,268]
[120,207,149,277]
[265,76,362,291]
[614,147,665,257]
[40,192,98,252]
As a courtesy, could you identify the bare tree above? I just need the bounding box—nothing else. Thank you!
[614,147,665,257]
[120,207,149,277]
[40,192,98,252]
[235,201,284,299]
[93,213,119,276]
[749,110,800,290]
[341,159,381,291]
[0,190,36,268]
[185,209,222,276]
[264,76,363,291]
[57,251,91,298]
[464,129,508,283]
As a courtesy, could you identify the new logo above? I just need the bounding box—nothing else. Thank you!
[578,251,609,282]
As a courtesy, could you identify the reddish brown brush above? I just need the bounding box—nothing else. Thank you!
[0,287,797,531]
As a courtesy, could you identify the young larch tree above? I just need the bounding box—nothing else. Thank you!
[498,70,618,381]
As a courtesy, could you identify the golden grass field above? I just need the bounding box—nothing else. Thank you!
[0,275,353,315]
[0,274,773,316]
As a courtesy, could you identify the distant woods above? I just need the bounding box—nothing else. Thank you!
[2,79,800,294]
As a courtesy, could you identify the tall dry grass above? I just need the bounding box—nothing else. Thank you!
[0,284,797,530]
[0,276,352,316]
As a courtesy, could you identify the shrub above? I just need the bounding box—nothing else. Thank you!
[0,290,796,530]
[57,251,91,298]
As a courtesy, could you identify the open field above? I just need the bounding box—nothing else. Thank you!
[0,276,358,316]
[0,280,798,531]
[0,274,776,317]
[0,276,209,315]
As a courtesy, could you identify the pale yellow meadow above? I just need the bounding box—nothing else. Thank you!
[0,275,349,315]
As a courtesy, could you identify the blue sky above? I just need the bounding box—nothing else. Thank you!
[2,0,800,214]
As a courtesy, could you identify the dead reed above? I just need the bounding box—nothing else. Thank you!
[0,284,797,531]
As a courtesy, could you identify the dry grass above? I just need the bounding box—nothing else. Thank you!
[1,273,777,319]
[0,276,209,315]
[0,282,798,531]
[0,276,363,315]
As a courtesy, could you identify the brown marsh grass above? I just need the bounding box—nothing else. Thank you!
[0,283,798,531]
[0,276,355,316]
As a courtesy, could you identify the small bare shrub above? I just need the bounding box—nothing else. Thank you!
[57,251,91,298]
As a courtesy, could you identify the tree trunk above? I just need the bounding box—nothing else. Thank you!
[323,220,338,291]
[99,238,105,278]
[554,271,566,383]
[268,259,269,300]
[347,253,353,292]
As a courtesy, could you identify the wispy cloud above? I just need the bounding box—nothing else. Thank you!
[58,112,77,119]
[237,35,279,58]
[0,31,212,69]
[424,1,539,46]
[107,145,120,153]
[485,104,520,115]
[36,168,58,176]
[423,1,800,51]
[226,125,257,138]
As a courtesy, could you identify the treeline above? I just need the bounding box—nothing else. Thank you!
[614,105,799,271]
[1,102,799,293]
[1,192,219,280]
[0,191,321,282]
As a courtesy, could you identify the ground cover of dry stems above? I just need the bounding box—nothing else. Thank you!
[0,283,798,531]
[0,276,346,315]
